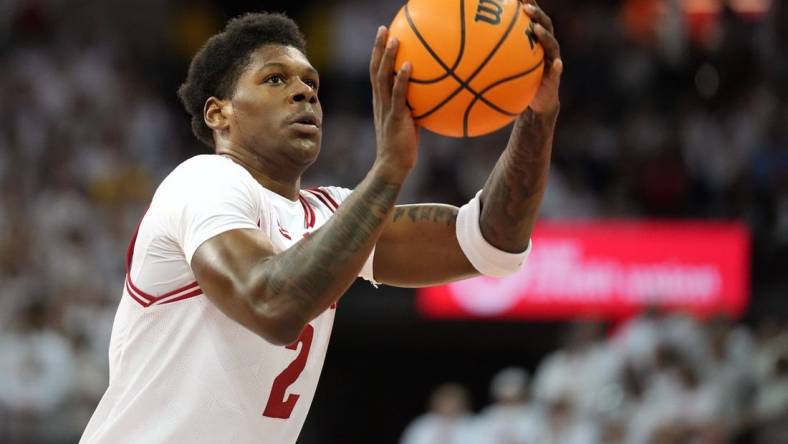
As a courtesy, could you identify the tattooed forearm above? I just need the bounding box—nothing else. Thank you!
[314,175,398,255]
[479,108,558,253]
[255,172,401,321]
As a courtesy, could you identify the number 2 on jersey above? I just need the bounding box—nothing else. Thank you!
[262,324,314,419]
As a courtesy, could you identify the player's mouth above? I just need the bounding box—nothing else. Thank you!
[288,112,321,136]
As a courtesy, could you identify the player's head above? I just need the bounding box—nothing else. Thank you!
[178,12,322,171]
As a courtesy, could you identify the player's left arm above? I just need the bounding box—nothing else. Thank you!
[373,2,561,287]
[478,0,561,254]
[373,204,476,287]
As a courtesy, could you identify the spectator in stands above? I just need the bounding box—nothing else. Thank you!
[472,367,540,443]
[533,320,615,416]
[529,393,599,444]
[0,300,76,443]
[400,383,476,444]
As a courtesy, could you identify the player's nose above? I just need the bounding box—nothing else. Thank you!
[290,79,317,105]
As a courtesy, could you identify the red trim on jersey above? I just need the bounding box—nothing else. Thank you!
[305,189,336,214]
[298,194,315,229]
[126,224,142,274]
[159,288,204,305]
[125,209,203,308]
[318,187,341,209]
[312,187,340,210]
[127,277,200,302]
[126,275,202,307]
[275,219,292,240]
[126,280,152,308]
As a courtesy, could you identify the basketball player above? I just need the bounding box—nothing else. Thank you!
[80,1,562,442]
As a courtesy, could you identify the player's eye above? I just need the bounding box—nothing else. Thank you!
[304,79,318,89]
[265,74,286,85]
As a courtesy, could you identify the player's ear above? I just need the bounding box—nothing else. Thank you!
[204,97,232,132]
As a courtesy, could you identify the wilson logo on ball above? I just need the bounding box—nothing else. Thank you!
[474,0,504,25]
[525,21,538,50]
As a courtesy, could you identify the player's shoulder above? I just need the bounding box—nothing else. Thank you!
[156,154,258,196]
[139,154,264,252]
[168,154,249,181]
[146,154,263,226]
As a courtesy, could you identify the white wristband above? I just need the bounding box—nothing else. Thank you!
[456,191,532,278]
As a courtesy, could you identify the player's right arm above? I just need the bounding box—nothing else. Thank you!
[191,27,417,346]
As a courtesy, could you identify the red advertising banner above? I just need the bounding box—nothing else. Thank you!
[418,222,751,320]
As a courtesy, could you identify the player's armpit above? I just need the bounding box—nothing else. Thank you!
[373,204,479,288]
[190,228,300,345]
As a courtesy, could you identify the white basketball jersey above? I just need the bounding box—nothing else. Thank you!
[81,155,374,444]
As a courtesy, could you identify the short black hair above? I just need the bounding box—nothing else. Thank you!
[177,12,307,148]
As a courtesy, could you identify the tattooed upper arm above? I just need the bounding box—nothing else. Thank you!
[375,204,476,288]
[391,205,457,226]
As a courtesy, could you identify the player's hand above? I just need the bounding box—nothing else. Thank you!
[520,0,562,115]
[369,26,420,183]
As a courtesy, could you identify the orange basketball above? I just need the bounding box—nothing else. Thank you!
[389,0,544,138]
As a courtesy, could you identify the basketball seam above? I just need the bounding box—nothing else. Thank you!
[407,5,511,121]
[461,6,521,137]
[405,2,525,135]
[462,58,545,136]
[407,0,466,85]
[462,5,521,93]
[477,58,545,109]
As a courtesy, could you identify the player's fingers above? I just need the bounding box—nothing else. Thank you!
[369,26,387,87]
[391,61,412,115]
[535,23,560,63]
[524,4,554,35]
[542,59,564,85]
[523,0,543,13]
[549,58,564,82]
[377,37,399,108]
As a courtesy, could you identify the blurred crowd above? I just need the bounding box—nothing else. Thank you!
[402,313,788,443]
[0,0,786,442]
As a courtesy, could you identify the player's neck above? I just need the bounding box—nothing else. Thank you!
[218,151,301,201]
